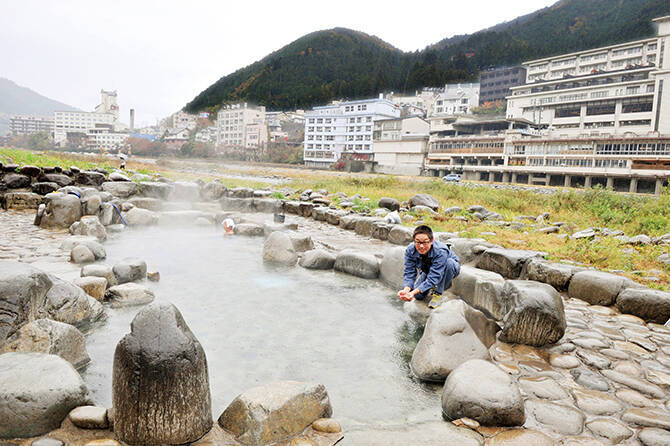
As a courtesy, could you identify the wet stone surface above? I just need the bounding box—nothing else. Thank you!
[2,207,670,444]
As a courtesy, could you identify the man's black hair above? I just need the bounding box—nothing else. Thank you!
[413,225,433,240]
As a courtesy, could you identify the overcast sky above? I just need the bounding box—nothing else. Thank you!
[1,0,557,127]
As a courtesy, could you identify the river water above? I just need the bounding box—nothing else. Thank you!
[81,226,441,427]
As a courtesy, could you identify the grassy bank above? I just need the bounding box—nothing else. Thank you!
[2,148,669,289]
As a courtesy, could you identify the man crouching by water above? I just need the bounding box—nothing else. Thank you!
[397,225,460,308]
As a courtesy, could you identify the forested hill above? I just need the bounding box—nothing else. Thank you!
[185,0,670,114]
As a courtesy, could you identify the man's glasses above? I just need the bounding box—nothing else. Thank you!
[414,239,432,246]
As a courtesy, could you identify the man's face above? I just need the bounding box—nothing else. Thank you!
[414,234,433,255]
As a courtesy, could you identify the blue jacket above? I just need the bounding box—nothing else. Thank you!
[403,240,460,293]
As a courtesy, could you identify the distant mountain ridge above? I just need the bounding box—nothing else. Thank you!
[184,0,670,114]
[0,78,79,135]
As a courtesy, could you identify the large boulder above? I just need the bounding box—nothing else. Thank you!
[476,248,546,279]
[441,359,525,426]
[76,171,106,186]
[470,272,507,320]
[447,238,493,264]
[262,232,298,266]
[299,249,336,270]
[63,237,106,260]
[378,197,400,211]
[409,194,439,211]
[0,352,89,439]
[235,223,264,236]
[113,302,212,445]
[616,288,670,324]
[70,245,95,264]
[105,283,155,307]
[379,246,405,290]
[101,181,139,198]
[81,264,116,288]
[201,182,227,201]
[128,197,163,212]
[354,217,383,237]
[2,173,31,189]
[568,271,634,306]
[220,197,255,212]
[0,262,102,344]
[499,280,566,346]
[3,192,42,210]
[410,299,499,382]
[83,194,101,215]
[113,258,147,284]
[451,266,505,301]
[69,215,107,241]
[40,193,82,229]
[31,182,60,195]
[0,319,89,370]
[73,276,107,301]
[39,173,73,187]
[170,181,200,201]
[124,207,158,226]
[159,210,206,226]
[334,250,380,279]
[40,277,104,328]
[253,198,282,213]
[521,259,579,291]
[227,186,254,198]
[140,181,173,199]
[218,381,332,446]
[0,262,53,344]
[388,226,413,245]
[289,233,314,252]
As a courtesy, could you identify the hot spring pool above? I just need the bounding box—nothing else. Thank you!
[81,226,441,427]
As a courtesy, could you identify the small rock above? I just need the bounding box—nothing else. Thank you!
[585,418,633,443]
[147,271,160,282]
[73,276,107,301]
[68,406,109,429]
[71,245,95,264]
[312,418,342,433]
[105,283,155,307]
[638,427,670,446]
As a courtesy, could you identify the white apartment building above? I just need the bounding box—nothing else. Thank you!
[303,98,401,168]
[433,83,480,115]
[373,116,429,175]
[9,115,54,136]
[172,111,197,130]
[216,103,266,149]
[386,89,442,117]
[54,111,116,145]
[87,124,128,151]
[54,89,123,146]
[507,15,670,137]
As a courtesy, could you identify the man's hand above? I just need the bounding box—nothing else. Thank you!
[397,286,415,302]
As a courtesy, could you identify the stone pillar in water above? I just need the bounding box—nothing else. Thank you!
[112,302,212,445]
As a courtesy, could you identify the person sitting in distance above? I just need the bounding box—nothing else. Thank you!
[397,225,460,308]
[222,218,235,235]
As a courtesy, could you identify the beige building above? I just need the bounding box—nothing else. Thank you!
[216,103,267,149]
[507,15,670,138]
[54,89,124,147]
[373,116,429,175]
[9,114,54,136]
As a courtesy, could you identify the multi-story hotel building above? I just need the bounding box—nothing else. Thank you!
[54,90,123,147]
[303,98,401,168]
[216,103,266,149]
[9,115,54,136]
[479,66,526,105]
[422,16,670,195]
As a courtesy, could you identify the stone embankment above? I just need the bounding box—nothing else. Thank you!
[1,160,670,445]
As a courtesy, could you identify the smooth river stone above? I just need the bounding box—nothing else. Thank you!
[575,350,611,369]
[613,360,644,376]
[571,337,610,350]
[488,429,553,446]
[601,370,666,398]
[571,389,622,415]
[525,400,585,435]
[630,336,659,352]
[550,354,581,369]
[613,340,653,357]
[646,368,670,387]
[519,377,569,400]
[556,437,607,446]
[622,408,670,429]
[615,389,655,407]
[638,427,670,446]
[570,369,610,392]
[600,348,629,360]
[585,418,633,443]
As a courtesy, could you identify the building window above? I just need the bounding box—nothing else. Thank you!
[622,97,653,113]
[555,105,581,118]
[586,100,616,116]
